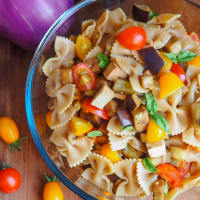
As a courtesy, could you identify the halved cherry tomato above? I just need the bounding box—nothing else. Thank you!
[72,63,96,92]
[177,161,191,178]
[188,32,200,45]
[82,98,110,120]
[117,26,146,50]
[157,163,182,188]
[170,63,187,85]
[0,163,21,193]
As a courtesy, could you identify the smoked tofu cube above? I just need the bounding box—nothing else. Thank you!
[103,62,127,81]
[91,85,115,109]
[125,94,141,112]
[132,106,149,132]
[105,100,118,117]
[146,140,166,158]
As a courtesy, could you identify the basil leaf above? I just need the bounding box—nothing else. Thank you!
[87,130,103,137]
[143,157,157,173]
[149,10,159,20]
[197,131,200,135]
[177,50,197,63]
[164,181,169,197]
[121,125,135,131]
[152,113,170,134]
[145,93,158,115]
[97,53,110,69]
[165,53,178,64]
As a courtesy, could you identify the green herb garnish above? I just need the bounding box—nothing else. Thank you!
[145,93,158,115]
[121,125,135,131]
[97,53,110,69]
[87,130,103,138]
[143,157,157,173]
[164,181,169,197]
[197,131,200,135]
[166,50,197,64]
[149,10,159,20]
[9,136,28,152]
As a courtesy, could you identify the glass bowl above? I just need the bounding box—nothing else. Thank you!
[25,0,200,199]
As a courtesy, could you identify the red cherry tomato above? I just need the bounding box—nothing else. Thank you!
[188,32,200,45]
[178,161,191,178]
[170,63,187,85]
[72,63,96,92]
[117,26,146,50]
[82,98,110,120]
[157,163,182,188]
[0,166,21,193]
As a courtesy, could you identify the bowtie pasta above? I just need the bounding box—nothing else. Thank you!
[42,4,200,200]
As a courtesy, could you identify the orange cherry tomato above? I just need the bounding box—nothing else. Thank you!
[82,98,110,120]
[177,161,191,178]
[72,63,96,92]
[117,26,146,50]
[170,63,187,85]
[0,117,19,144]
[157,163,182,188]
[0,164,21,193]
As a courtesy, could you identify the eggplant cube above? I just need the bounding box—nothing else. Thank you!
[117,108,133,127]
[125,94,141,112]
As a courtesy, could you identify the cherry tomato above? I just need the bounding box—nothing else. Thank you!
[0,165,21,193]
[43,176,64,200]
[117,26,146,50]
[157,163,182,188]
[0,117,19,144]
[170,63,187,85]
[72,63,96,92]
[188,32,200,45]
[82,98,110,120]
[177,161,191,178]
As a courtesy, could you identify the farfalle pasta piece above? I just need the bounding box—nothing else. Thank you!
[81,153,114,192]
[158,89,189,135]
[167,20,187,38]
[182,127,200,147]
[57,130,94,168]
[82,19,96,39]
[92,9,110,46]
[42,36,75,76]
[129,62,148,93]
[136,161,158,195]
[181,35,200,53]
[84,46,102,66]
[105,8,126,33]
[114,159,143,196]
[131,50,144,65]
[129,136,147,153]
[148,13,181,25]
[54,84,75,113]
[186,65,200,85]
[107,116,135,136]
[51,106,77,129]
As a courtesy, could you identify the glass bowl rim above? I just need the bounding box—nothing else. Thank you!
[25,0,96,199]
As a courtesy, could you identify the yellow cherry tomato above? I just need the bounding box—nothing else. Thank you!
[0,117,19,144]
[187,55,200,67]
[159,52,172,76]
[43,181,64,200]
[46,111,52,128]
[100,143,121,163]
[159,72,184,99]
[75,35,92,60]
[147,119,166,143]
[70,116,93,136]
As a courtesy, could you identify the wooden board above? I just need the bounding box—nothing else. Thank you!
[0,38,81,200]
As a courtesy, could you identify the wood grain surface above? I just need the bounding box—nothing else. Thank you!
[0,38,81,200]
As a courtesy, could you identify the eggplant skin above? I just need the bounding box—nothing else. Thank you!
[117,108,133,127]
[132,4,150,23]
[139,47,164,75]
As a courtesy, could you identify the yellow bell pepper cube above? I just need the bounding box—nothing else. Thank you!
[100,143,121,163]
[159,52,172,76]
[147,119,167,143]
[70,116,93,136]
[159,72,184,99]
[187,55,200,68]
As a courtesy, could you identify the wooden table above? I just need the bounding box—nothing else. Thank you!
[0,38,81,200]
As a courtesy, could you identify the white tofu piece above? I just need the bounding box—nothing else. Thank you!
[146,140,166,158]
[91,85,115,109]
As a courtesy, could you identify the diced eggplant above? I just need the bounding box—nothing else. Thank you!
[117,108,133,127]
[123,144,143,159]
[113,79,134,95]
[138,47,164,75]
[132,4,150,23]
[190,102,200,124]
[125,94,141,112]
